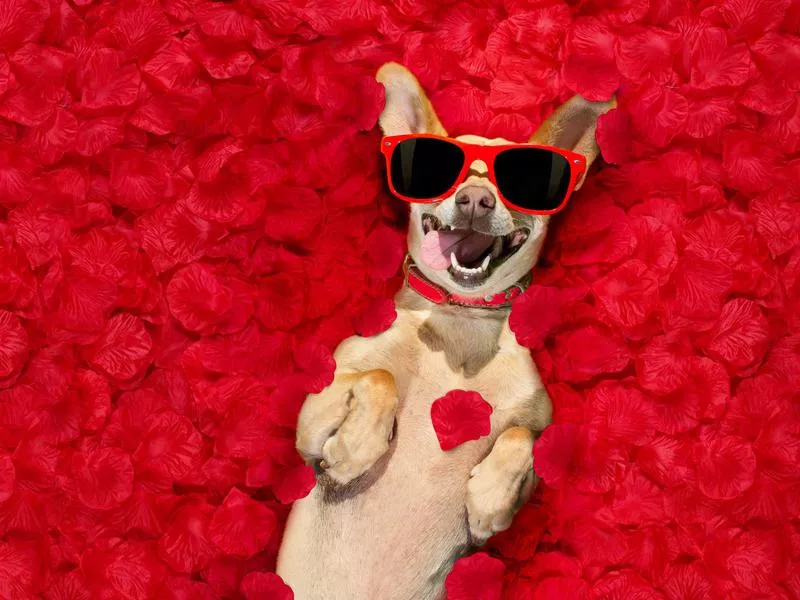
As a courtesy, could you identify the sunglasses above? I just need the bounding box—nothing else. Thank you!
[380,134,587,215]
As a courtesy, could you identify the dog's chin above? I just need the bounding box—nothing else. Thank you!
[418,213,533,294]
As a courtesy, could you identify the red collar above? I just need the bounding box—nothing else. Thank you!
[403,258,526,309]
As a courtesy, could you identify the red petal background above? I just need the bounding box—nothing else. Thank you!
[0,0,798,598]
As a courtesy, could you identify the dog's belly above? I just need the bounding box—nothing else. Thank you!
[277,367,494,600]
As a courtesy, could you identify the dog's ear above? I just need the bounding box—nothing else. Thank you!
[529,95,616,190]
[376,63,447,137]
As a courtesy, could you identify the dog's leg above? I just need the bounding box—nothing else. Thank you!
[296,369,398,486]
[466,426,535,545]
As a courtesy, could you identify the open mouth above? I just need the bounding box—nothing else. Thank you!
[421,214,529,287]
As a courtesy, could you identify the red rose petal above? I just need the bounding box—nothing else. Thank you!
[193,138,246,183]
[534,424,625,494]
[703,298,770,372]
[626,81,689,147]
[521,551,582,581]
[488,502,548,561]
[102,388,169,451]
[84,314,153,381]
[509,285,565,351]
[587,382,656,446]
[563,517,629,569]
[133,412,203,481]
[0,453,15,503]
[43,570,91,600]
[695,433,757,500]
[159,576,217,600]
[445,552,505,600]
[661,563,711,600]
[263,185,323,246]
[534,424,579,487]
[629,216,677,284]
[596,109,634,164]
[215,393,281,460]
[190,38,255,80]
[265,378,307,429]
[532,577,590,600]
[0,310,29,382]
[74,447,134,510]
[137,204,212,274]
[562,19,619,101]
[80,50,141,110]
[752,187,800,258]
[353,297,397,337]
[109,149,171,211]
[240,572,294,600]
[488,57,561,113]
[688,27,751,90]
[685,96,737,139]
[615,27,678,84]
[636,434,694,488]
[722,129,784,195]
[720,0,790,39]
[84,540,166,600]
[592,570,663,600]
[158,501,218,573]
[182,173,248,224]
[293,341,335,394]
[558,222,637,266]
[167,264,234,334]
[21,108,77,165]
[705,530,783,592]
[592,260,661,329]
[0,542,39,599]
[75,116,125,157]
[608,467,666,525]
[208,488,276,558]
[764,99,800,154]
[430,390,493,451]
[552,326,630,383]
[273,462,316,504]
[194,3,256,40]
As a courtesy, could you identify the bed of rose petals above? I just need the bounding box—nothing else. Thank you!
[0,0,798,598]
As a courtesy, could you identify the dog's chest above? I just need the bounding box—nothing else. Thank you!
[334,306,541,474]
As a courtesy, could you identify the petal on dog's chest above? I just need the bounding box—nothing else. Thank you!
[430,390,493,451]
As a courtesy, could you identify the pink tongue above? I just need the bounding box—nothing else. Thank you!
[421,230,495,271]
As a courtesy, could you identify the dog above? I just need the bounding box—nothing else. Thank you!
[276,63,614,600]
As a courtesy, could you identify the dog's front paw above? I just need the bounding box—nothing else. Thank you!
[297,369,398,487]
[466,427,535,545]
[320,417,394,485]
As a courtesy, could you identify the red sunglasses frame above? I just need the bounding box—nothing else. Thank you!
[380,134,587,216]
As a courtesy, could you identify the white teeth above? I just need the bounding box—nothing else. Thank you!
[450,252,490,276]
[451,252,470,274]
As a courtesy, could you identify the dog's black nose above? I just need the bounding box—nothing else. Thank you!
[455,186,496,218]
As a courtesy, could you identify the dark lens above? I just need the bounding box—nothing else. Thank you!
[390,138,465,200]
[494,148,572,211]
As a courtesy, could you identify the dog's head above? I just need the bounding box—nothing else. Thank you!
[376,63,614,297]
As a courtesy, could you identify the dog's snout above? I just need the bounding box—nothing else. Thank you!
[455,186,496,218]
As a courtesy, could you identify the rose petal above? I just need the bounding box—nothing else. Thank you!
[430,390,493,451]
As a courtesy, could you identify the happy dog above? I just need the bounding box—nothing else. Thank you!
[277,63,614,600]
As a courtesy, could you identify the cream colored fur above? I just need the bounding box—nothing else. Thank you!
[277,63,614,600]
